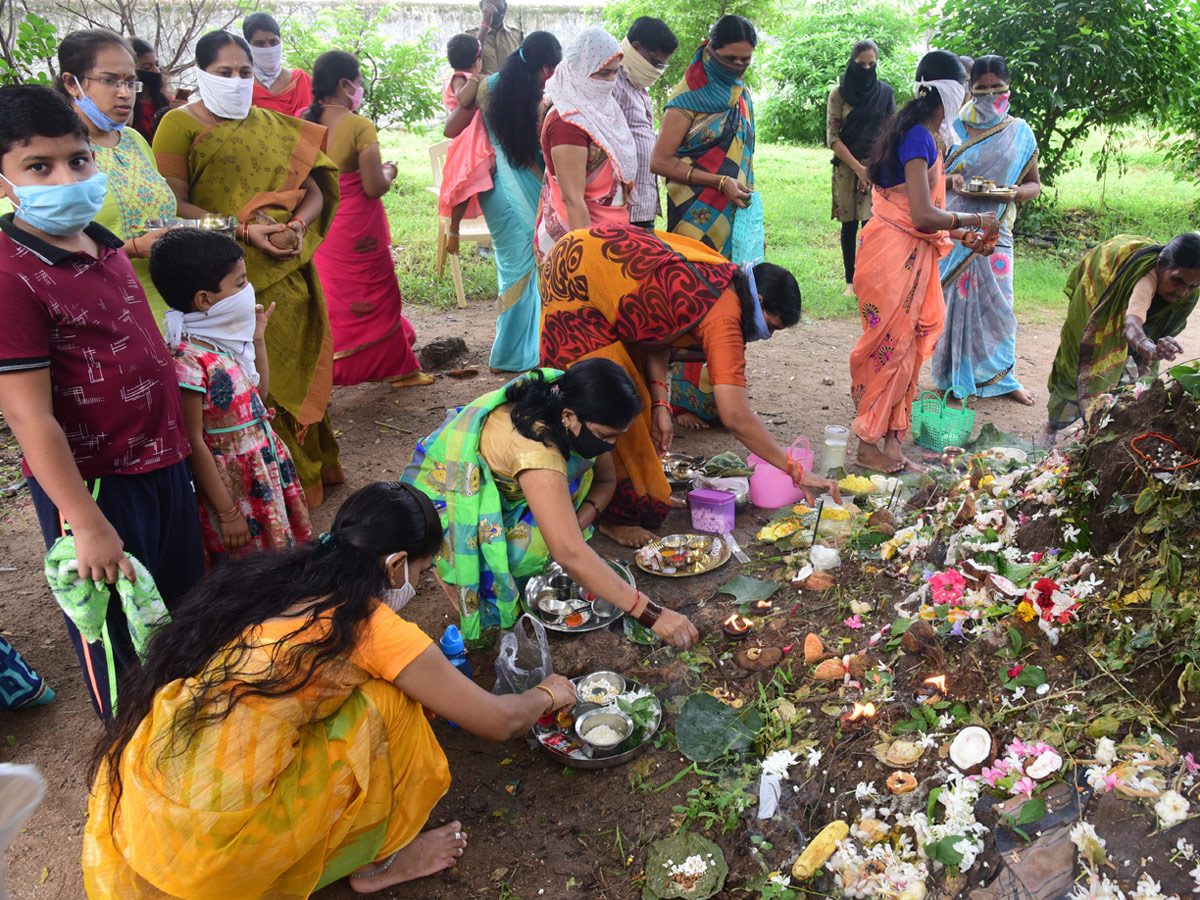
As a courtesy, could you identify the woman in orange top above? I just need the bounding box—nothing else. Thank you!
[243,11,313,117]
[540,225,840,545]
[84,482,576,898]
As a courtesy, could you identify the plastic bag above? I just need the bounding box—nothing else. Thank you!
[810,544,841,571]
[493,614,552,695]
[730,190,765,266]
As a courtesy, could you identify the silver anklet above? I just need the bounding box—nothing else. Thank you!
[350,850,400,879]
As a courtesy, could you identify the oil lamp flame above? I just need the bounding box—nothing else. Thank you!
[722,614,753,640]
[844,701,877,722]
[924,675,948,694]
[749,599,774,613]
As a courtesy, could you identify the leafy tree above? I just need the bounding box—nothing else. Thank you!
[603,0,778,109]
[0,10,57,85]
[283,5,441,128]
[757,0,921,145]
[931,0,1200,185]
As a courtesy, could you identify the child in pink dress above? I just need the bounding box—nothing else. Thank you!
[440,33,492,252]
[151,228,312,565]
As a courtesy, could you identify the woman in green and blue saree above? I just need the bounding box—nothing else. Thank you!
[402,359,699,648]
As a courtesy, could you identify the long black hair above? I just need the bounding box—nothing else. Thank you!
[970,54,1009,86]
[56,28,133,98]
[303,50,360,123]
[506,360,641,458]
[1161,232,1200,269]
[866,49,964,185]
[709,15,757,50]
[487,30,561,170]
[90,482,443,807]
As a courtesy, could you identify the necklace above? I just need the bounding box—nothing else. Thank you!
[322,102,351,110]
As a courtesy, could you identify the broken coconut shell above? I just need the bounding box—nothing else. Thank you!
[948,725,993,774]
[812,658,845,680]
[804,632,831,664]
[735,646,784,672]
[874,739,925,767]
[951,495,976,528]
[255,210,301,251]
[886,771,918,794]
[900,619,945,668]
[866,508,898,537]
[985,572,1023,601]
[799,570,836,592]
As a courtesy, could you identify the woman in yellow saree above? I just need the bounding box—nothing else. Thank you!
[84,482,576,899]
[154,30,342,507]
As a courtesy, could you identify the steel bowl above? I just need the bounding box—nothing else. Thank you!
[576,671,626,705]
[574,708,634,750]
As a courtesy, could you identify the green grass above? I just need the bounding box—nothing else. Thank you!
[379,124,1199,319]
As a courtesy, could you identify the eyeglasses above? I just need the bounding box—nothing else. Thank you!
[711,50,752,67]
[82,75,142,93]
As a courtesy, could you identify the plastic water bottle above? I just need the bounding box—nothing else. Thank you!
[439,625,471,727]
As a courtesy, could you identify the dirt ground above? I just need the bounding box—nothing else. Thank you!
[3,297,1197,900]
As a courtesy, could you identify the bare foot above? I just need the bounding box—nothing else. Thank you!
[669,496,687,509]
[843,283,856,298]
[897,454,929,474]
[390,371,436,388]
[1036,423,1059,451]
[349,821,467,893]
[598,522,657,547]
[674,411,711,430]
[855,441,905,474]
[1006,387,1037,406]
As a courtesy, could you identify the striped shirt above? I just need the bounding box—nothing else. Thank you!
[613,67,660,224]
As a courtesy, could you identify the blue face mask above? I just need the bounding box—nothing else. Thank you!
[1,171,109,236]
[74,91,126,132]
[743,263,772,343]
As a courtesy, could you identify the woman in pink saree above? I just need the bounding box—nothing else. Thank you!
[535,27,634,260]
[308,52,432,387]
[850,50,996,473]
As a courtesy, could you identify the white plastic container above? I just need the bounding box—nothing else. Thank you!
[823,425,850,473]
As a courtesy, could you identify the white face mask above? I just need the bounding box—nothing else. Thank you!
[196,68,254,120]
[383,558,415,613]
[250,43,283,85]
[163,280,261,383]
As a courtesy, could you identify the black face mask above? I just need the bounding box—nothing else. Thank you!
[137,70,163,94]
[568,421,617,459]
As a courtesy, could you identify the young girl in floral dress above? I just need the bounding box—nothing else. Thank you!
[151,228,311,564]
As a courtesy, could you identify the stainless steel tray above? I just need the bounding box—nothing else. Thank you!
[523,558,635,633]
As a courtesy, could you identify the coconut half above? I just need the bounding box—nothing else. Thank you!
[1026,748,1063,780]
[948,726,993,773]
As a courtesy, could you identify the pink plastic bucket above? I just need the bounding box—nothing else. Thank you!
[748,437,814,508]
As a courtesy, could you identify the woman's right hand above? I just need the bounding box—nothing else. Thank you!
[652,607,700,650]
[137,227,172,256]
[721,177,753,209]
[246,222,301,260]
[650,405,673,454]
[976,211,1000,239]
[535,674,577,712]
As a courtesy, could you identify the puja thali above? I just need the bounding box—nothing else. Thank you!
[634,533,731,577]
[523,558,635,633]
[532,674,663,770]
[662,453,704,488]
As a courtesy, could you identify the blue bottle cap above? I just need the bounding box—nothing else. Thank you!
[439,624,465,655]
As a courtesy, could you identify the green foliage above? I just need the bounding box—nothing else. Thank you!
[283,6,441,127]
[0,13,58,86]
[670,776,753,835]
[931,0,1200,186]
[602,0,777,109]
[758,0,922,144]
[642,831,728,899]
[675,692,761,761]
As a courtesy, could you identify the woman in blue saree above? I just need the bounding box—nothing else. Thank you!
[933,55,1041,404]
[444,33,562,373]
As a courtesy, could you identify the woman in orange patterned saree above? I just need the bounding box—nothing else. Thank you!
[154,31,342,507]
[540,224,839,545]
[84,483,576,899]
[850,50,997,473]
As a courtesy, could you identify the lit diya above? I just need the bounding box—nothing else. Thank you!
[841,701,877,727]
[722,614,753,641]
[914,674,947,704]
[748,598,774,614]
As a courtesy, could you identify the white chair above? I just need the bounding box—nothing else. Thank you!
[0,764,45,900]
[428,139,492,309]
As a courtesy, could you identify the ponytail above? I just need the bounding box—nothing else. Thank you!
[304,49,360,123]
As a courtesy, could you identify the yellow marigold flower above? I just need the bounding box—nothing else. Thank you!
[1017,601,1036,622]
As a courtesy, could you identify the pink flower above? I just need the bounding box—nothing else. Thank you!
[844,615,864,629]
[1007,665,1024,679]
[1103,773,1121,792]
[1007,738,1030,757]
[981,766,1003,786]
[1029,552,1043,563]
[1011,776,1035,797]
[930,569,967,606]
[1186,753,1199,775]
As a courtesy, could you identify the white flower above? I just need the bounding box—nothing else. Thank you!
[1070,820,1107,854]
[805,746,824,768]
[1062,522,1080,542]
[937,713,955,729]
[1070,873,1127,900]
[1095,737,1118,765]
[1063,703,1078,714]
[1176,836,1196,859]
[1010,686,1027,702]
[1086,765,1114,791]
[768,873,791,887]
[1155,790,1191,829]
[1036,683,1052,695]
[1131,873,1166,900]
[855,781,880,803]
[762,749,800,778]
[1083,481,1099,497]
[1073,573,1104,598]
[1191,862,1200,893]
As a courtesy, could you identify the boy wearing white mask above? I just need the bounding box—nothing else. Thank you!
[0,84,204,720]
[612,17,678,229]
[152,228,313,564]
[243,11,314,118]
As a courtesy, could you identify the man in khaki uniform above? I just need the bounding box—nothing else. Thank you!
[462,0,524,76]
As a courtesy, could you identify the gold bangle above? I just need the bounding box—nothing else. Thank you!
[718,175,728,194]
[534,683,557,712]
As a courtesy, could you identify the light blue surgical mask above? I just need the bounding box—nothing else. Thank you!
[0,171,109,236]
[74,92,126,132]
[743,263,772,343]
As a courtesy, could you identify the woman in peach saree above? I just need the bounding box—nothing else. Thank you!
[849,50,996,473]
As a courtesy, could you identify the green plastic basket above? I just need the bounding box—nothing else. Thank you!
[911,390,975,451]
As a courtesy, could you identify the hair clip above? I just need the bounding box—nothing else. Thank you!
[318,532,333,546]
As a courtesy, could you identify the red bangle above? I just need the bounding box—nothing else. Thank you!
[787,456,805,486]
[652,401,672,412]
[288,218,307,234]
[582,498,600,515]
[130,235,141,258]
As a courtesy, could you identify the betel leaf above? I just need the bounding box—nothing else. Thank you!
[717,574,782,606]
[1016,797,1047,826]
[963,422,1036,455]
[676,692,762,762]
[642,832,728,900]
[923,834,966,868]
[1016,665,1047,688]
[1169,360,1200,400]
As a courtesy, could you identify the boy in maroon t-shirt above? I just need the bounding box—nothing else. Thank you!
[0,84,204,719]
